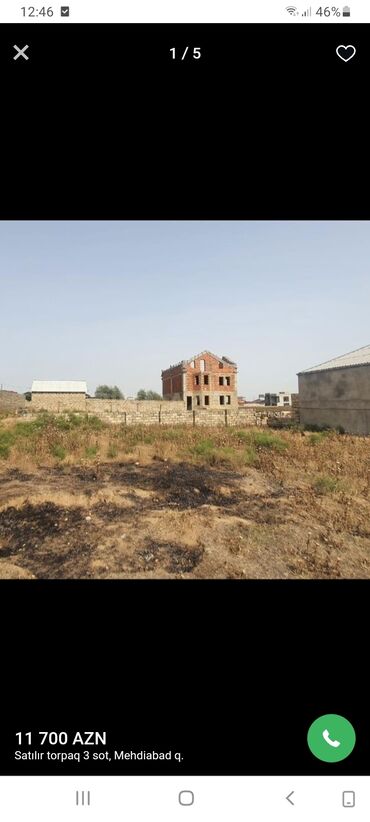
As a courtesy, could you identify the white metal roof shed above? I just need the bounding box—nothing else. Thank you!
[31,380,87,393]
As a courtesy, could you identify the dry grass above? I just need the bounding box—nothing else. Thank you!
[1,414,369,497]
[0,413,369,579]
[0,414,290,468]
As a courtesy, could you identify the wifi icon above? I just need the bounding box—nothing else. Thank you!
[286,5,298,13]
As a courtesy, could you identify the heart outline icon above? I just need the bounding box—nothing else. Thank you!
[336,44,356,62]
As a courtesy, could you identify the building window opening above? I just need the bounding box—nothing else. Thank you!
[190,361,195,368]
[195,375,200,386]
[226,376,231,386]
[226,395,231,405]
[196,395,200,406]
[204,395,209,406]
[204,374,209,385]
[219,362,224,368]
[187,396,192,410]
[219,376,224,386]
[200,359,205,372]
[219,395,225,405]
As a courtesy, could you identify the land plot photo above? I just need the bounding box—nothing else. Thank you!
[0,221,369,579]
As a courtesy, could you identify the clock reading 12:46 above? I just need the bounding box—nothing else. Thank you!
[21,6,54,15]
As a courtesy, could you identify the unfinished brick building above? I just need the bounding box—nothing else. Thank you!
[162,350,238,410]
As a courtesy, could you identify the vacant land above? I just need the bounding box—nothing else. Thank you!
[0,413,369,579]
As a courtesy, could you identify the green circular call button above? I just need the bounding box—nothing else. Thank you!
[307,714,356,762]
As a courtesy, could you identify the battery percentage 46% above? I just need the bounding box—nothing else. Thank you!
[316,6,341,15]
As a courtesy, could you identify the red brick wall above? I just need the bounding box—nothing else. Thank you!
[185,354,236,392]
[161,365,183,381]
[162,364,184,398]
[186,372,236,391]
[163,374,182,395]
[172,374,182,392]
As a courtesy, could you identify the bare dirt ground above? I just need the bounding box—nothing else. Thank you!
[1,447,370,579]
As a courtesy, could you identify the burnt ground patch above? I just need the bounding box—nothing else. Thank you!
[0,502,85,551]
[68,461,239,510]
[231,494,292,525]
[97,461,238,509]
[90,463,290,523]
[146,463,235,509]
[0,468,31,485]
[135,541,204,574]
[0,501,85,551]
[0,461,240,508]
[0,461,290,578]
[0,459,345,579]
[0,502,93,578]
[24,540,96,580]
[93,501,135,519]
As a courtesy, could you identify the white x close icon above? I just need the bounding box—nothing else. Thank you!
[13,44,29,61]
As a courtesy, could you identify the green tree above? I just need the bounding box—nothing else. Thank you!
[136,389,162,401]
[95,385,124,399]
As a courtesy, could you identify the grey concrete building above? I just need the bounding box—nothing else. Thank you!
[298,344,370,435]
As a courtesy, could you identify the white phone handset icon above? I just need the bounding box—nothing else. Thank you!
[322,728,341,748]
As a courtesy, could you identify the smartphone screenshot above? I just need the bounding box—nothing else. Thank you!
[0,0,369,817]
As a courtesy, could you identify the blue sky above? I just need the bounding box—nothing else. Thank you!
[0,221,369,399]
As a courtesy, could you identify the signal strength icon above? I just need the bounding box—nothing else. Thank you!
[286,6,298,14]
[302,6,312,14]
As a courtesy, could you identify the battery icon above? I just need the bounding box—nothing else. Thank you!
[343,5,350,15]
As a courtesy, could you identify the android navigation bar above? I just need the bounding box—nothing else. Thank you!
[0,777,368,820]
